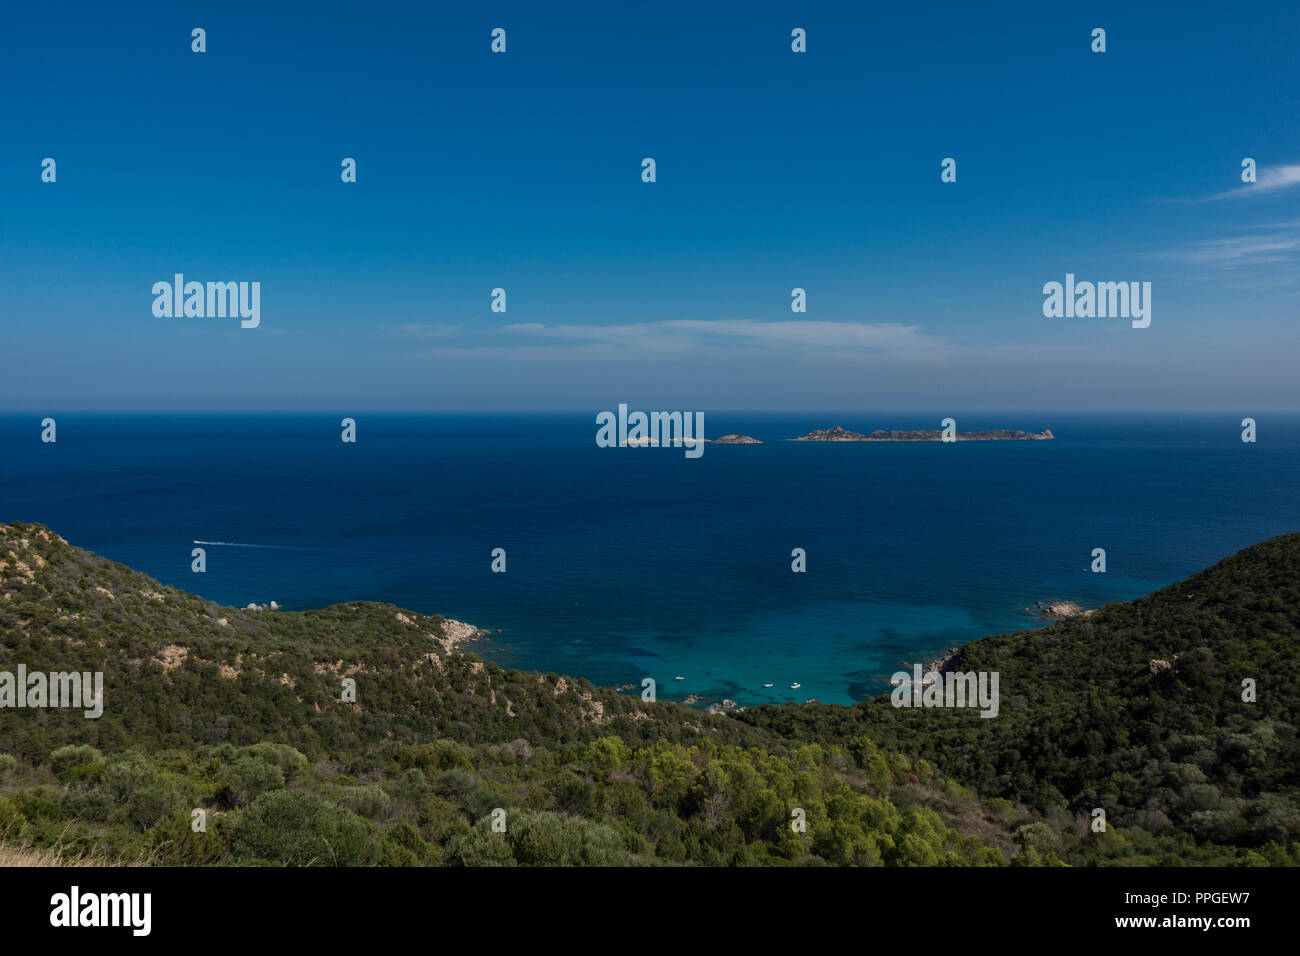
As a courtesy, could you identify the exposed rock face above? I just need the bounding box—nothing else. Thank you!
[713,434,762,444]
[793,426,1055,442]
[924,647,963,675]
[430,618,486,653]
[1037,600,1095,619]
[1149,655,1179,675]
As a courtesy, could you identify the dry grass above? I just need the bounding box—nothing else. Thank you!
[1,843,92,867]
[0,837,142,867]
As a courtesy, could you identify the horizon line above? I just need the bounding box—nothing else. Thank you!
[0,408,1294,416]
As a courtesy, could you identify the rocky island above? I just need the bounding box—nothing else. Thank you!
[712,434,762,444]
[791,425,1054,442]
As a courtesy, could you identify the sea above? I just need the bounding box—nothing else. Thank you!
[2,412,1297,707]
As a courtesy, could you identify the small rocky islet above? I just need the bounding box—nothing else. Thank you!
[707,425,1054,443]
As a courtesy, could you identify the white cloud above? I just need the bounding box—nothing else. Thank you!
[495,318,931,355]
[1159,233,1300,265]
[1205,164,1300,200]
[388,322,458,340]
[1151,221,1300,293]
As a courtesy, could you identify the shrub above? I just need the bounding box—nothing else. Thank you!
[333,784,390,819]
[48,745,102,779]
[448,811,634,867]
[246,743,310,781]
[380,821,429,866]
[231,789,379,866]
[216,756,285,809]
[101,755,182,831]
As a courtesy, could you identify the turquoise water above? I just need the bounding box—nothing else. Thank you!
[3,411,1297,706]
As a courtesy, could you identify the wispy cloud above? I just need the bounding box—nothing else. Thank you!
[663,319,925,349]
[415,319,938,363]
[1157,233,1300,265]
[1152,221,1300,291]
[415,319,1122,380]
[387,322,459,340]
[1202,164,1300,201]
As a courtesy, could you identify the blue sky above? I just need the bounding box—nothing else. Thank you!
[2,0,1298,410]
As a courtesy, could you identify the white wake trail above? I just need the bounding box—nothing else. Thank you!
[192,540,310,550]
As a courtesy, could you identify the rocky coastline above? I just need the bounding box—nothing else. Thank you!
[428,617,487,653]
[1034,600,1095,619]
[923,646,963,675]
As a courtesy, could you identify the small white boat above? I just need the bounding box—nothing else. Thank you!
[674,675,684,681]
[790,682,801,690]
[763,683,773,688]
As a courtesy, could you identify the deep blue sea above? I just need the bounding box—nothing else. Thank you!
[3,412,1297,706]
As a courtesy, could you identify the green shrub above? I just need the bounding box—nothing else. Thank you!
[380,822,429,866]
[101,755,183,831]
[333,784,389,819]
[231,789,379,866]
[48,745,102,779]
[216,756,285,809]
[246,743,310,781]
[447,811,634,867]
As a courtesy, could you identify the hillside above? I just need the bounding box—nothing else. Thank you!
[0,522,1015,867]
[3,522,1296,866]
[738,533,1300,865]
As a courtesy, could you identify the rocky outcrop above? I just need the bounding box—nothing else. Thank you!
[793,426,1055,442]
[1149,655,1179,675]
[1036,600,1095,619]
[713,434,762,444]
[429,618,486,653]
[924,646,963,675]
[792,425,870,441]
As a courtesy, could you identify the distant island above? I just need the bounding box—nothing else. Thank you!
[791,425,1054,442]
[713,434,762,444]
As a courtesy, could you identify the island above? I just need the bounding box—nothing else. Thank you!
[712,434,762,444]
[791,425,1054,441]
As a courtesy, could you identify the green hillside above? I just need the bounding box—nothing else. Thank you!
[0,522,1012,866]
[738,533,1300,865]
[2,522,1296,866]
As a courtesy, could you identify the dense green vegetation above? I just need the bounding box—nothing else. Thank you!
[0,522,1014,866]
[2,521,1297,866]
[738,534,1300,865]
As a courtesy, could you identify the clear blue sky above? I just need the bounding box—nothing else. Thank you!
[3,0,1298,411]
